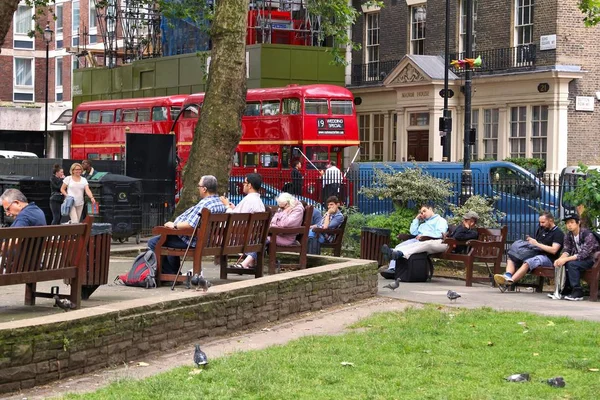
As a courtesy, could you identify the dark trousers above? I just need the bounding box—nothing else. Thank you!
[566,259,594,294]
[147,234,192,274]
[50,200,62,225]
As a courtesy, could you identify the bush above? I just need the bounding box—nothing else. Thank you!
[447,195,505,228]
[359,164,453,211]
[563,164,600,230]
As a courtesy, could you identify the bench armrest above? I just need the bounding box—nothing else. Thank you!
[312,227,343,235]
[466,239,503,249]
[397,234,416,242]
[269,226,306,235]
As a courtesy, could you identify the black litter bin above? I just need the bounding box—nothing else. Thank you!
[87,173,143,243]
[0,175,52,226]
[360,227,391,267]
[82,223,112,300]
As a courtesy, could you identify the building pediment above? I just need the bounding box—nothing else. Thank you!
[383,55,459,87]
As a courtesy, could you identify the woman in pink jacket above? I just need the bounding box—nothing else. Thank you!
[231,192,304,269]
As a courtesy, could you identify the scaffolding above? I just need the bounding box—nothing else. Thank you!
[120,0,162,63]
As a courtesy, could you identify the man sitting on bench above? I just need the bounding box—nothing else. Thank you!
[1,189,46,227]
[379,204,448,275]
[494,211,564,288]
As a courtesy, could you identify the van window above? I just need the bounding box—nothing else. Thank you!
[283,98,300,115]
[152,106,168,121]
[75,111,88,124]
[305,99,328,115]
[137,108,151,122]
[101,110,114,123]
[331,100,353,115]
[244,102,261,117]
[88,110,101,124]
[491,167,539,199]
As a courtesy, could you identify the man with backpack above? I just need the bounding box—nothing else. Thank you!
[147,175,227,274]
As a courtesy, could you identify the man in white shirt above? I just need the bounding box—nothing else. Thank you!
[321,161,343,205]
[221,173,265,213]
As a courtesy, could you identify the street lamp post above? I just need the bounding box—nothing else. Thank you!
[43,23,53,158]
[461,0,473,204]
[441,0,452,161]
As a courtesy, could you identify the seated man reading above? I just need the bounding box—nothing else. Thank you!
[380,205,448,274]
[494,211,564,288]
[147,175,226,274]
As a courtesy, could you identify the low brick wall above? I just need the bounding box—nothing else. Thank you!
[0,259,377,394]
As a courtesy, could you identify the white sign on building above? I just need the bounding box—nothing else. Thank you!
[540,34,557,51]
[575,96,595,112]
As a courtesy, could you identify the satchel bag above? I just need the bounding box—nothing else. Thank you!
[507,239,542,262]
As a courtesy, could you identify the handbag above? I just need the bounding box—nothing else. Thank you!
[87,202,100,215]
[507,240,542,262]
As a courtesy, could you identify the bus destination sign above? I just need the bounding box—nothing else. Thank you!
[317,118,344,135]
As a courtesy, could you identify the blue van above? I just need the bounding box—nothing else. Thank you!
[349,161,559,241]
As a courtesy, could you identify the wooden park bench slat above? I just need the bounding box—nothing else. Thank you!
[526,257,600,301]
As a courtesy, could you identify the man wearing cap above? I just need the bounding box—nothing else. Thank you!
[551,213,599,301]
[448,211,480,253]
[494,211,564,288]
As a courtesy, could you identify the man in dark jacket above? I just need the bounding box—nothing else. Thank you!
[1,189,46,227]
[291,160,303,196]
[449,211,480,253]
[552,213,599,301]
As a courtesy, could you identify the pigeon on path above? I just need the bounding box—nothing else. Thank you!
[53,295,76,312]
[383,278,400,291]
[194,344,208,367]
[447,290,461,302]
[197,273,212,292]
[545,376,565,388]
[505,373,530,382]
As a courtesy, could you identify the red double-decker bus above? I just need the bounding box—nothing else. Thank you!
[71,95,188,160]
[71,84,359,201]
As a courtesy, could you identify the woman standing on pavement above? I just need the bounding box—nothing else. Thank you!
[49,164,65,225]
[61,162,96,223]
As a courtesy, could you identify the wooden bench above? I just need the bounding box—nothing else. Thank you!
[525,257,600,301]
[312,215,348,257]
[267,205,313,274]
[0,218,92,308]
[152,209,271,283]
[397,226,508,287]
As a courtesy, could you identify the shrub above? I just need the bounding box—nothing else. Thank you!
[447,195,505,228]
[564,164,600,230]
[359,164,453,211]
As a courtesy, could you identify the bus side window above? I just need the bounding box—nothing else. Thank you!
[262,100,280,116]
[261,152,279,168]
[101,110,114,123]
[233,152,240,167]
[244,102,261,117]
[115,109,123,122]
[75,111,88,124]
[304,99,328,115]
[88,110,101,124]
[170,106,181,120]
[183,104,200,119]
[331,100,353,115]
[243,152,258,167]
[152,106,168,121]
[281,146,291,168]
[123,109,136,122]
[283,98,300,115]
[137,108,151,122]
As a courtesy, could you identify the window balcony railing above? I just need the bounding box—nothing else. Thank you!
[350,59,402,86]
[450,44,537,74]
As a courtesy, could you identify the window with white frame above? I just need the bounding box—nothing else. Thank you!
[483,108,499,160]
[509,106,527,158]
[410,5,426,55]
[365,12,380,80]
[470,109,479,160]
[359,115,371,161]
[531,105,548,161]
[55,4,63,48]
[56,57,63,102]
[372,114,384,161]
[14,5,34,49]
[391,114,398,161]
[515,0,534,46]
[89,0,97,44]
[13,58,34,102]
[72,1,80,46]
[459,0,477,54]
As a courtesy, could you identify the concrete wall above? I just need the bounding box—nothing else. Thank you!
[0,260,377,394]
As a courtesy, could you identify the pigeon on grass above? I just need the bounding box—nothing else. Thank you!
[383,278,400,291]
[53,295,76,312]
[194,344,208,368]
[447,290,461,302]
[545,377,565,388]
[505,373,530,382]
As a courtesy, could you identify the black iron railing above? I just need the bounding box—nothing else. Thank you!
[350,59,401,86]
[450,44,537,74]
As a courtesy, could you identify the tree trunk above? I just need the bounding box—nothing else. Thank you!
[0,0,21,52]
[174,0,248,215]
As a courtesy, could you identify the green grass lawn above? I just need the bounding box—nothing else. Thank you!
[60,306,600,400]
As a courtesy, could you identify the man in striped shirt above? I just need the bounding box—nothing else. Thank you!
[147,175,226,274]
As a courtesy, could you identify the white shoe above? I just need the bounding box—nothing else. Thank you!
[564,294,584,301]
[547,293,563,300]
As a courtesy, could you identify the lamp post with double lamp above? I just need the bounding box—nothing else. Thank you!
[461,0,473,204]
[43,23,53,158]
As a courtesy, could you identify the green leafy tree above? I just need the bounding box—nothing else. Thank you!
[447,195,505,228]
[579,0,600,26]
[563,164,600,230]
[359,165,454,211]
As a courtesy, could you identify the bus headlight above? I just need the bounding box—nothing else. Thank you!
[307,184,315,194]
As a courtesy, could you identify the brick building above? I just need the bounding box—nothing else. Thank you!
[349,0,600,174]
[0,0,99,157]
